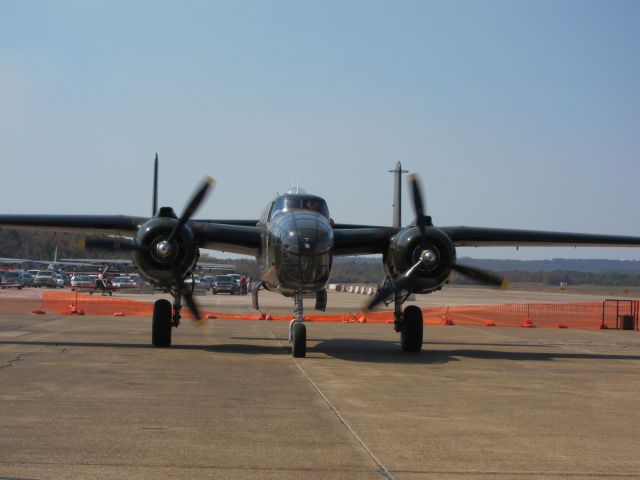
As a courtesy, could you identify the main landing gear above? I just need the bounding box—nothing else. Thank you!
[392,290,423,353]
[151,287,185,348]
[152,299,172,347]
[289,291,306,358]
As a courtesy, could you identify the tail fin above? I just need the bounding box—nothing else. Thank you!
[389,162,407,228]
[152,153,159,217]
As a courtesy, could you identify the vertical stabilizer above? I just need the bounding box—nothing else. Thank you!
[389,162,408,228]
[152,153,159,217]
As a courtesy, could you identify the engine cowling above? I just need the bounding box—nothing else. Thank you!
[132,215,198,287]
[384,226,456,293]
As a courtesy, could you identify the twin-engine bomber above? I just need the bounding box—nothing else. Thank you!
[2,157,640,357]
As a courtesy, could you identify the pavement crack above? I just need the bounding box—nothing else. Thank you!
[0,353,29,370]
[263,323,395,480]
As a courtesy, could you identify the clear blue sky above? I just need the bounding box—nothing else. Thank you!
[1,0,639,260]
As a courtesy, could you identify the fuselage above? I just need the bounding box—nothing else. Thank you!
[257,192,334,296]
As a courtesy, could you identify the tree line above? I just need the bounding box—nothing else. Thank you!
[2,229,639,286]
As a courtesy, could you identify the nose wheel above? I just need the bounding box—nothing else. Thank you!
[291,321,307,357]
[289,291,307,357]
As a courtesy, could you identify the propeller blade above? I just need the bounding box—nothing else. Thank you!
[451,262,507,288]
[366,284,396,311]
[182,289,201,321]
[409,173,433,244]
[366,261,420,310]
[167,176,215,243]
[409,173,425,220]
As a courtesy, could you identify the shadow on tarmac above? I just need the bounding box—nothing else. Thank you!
[0,339,287,355]
[311,338,640,364]
[3,338,640,365]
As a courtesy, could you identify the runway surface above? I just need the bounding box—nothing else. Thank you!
[1,287,640,479]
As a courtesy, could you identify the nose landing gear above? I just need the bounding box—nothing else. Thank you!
[289,291,307,357]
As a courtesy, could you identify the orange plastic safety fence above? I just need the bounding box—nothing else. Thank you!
[41,292,638,330]
[42,292,154,316]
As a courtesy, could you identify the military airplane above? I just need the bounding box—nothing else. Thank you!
[2,156,640,357]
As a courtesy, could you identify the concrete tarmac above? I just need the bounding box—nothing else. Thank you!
[1,288,640,479]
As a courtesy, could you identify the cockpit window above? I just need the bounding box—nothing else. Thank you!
[269,195,330,220]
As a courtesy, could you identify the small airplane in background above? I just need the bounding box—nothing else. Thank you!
[0,246,104,271]
[2,155,640,357]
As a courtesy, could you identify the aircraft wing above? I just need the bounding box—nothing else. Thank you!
[0,215,147,235]
[0,215,262,256]
[0,257,32,264]
[191,221,262,256]
[59,258,133,265]
[333,227,398,255]
[441,226,640,248]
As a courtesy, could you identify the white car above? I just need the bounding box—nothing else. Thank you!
[33,271,57,288]
[112,277,133,289]
[71,275,95,288]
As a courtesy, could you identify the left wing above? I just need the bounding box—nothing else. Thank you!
[441,226,640,248]
[331,223,640,257]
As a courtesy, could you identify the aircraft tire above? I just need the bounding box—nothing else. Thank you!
[291,322,306,358]
[152,299,172,347]
[401,305,423,353]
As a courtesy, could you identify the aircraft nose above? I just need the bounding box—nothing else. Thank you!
[280,212,333,256]
[275,211,334,290]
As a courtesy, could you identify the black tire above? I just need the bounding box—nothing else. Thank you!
[401,305,423,353]
[291,322,306,358]
[152,299,172,347]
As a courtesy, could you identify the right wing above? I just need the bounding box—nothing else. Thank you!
[0,214,262,257]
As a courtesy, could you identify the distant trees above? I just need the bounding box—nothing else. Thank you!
[3,229,640,286]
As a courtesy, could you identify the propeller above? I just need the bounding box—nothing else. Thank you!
[161,177,214,322]
[366,174,506,310]
[84,172,215,322]
[166,176,214,243]
[181,281,201,321]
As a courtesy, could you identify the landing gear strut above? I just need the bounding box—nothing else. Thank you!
[289,291,306,358]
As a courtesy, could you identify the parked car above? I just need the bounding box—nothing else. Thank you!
[55,273,65,288]
[127,273,145,287]
[20,272,34,287]
[70,274,94,288]
[201,275,216,291]
[212,275,237,294]
[57,271,70,286]
[112,277,133,289]
[33,271,58,288]
[184,274,207,293]
[0,270,24,289]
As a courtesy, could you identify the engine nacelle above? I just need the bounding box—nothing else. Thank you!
[132,214,198,287]
[384,226,456,293]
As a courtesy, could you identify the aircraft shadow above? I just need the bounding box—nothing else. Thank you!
[309,338,640,364]
[0,339,290,355]
[2,339,639,364]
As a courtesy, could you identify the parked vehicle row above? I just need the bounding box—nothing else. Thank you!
[0,269,149,290]
[184,274,249,295]
[1,269,245,293]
